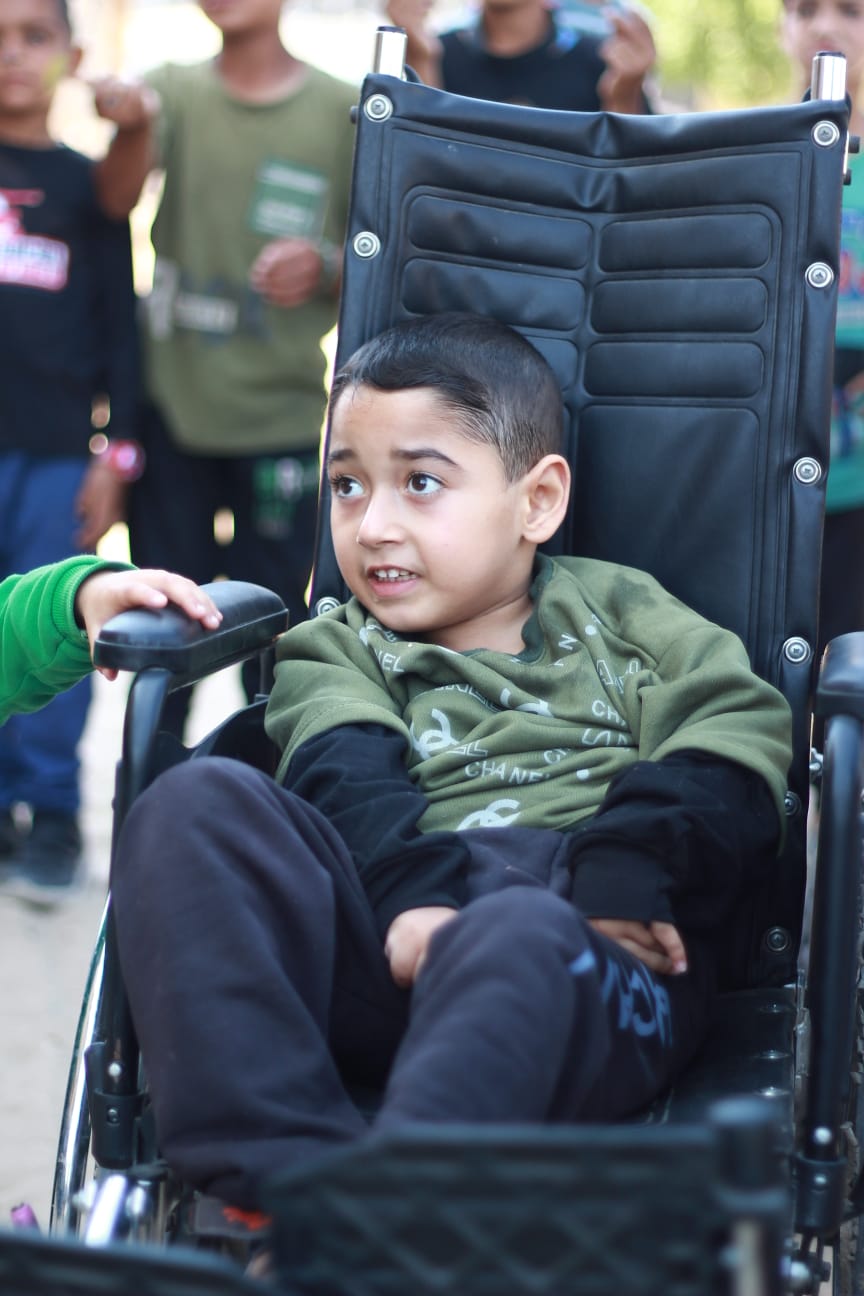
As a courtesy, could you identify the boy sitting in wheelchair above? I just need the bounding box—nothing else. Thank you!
[112,312,793,1212]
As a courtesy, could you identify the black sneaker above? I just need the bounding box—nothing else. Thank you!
[0,808,25,886]
[0,808,21,859]
[4,811,81,907]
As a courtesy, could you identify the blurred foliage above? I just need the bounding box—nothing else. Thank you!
[647,0,798,109]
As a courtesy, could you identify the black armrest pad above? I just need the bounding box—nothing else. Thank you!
[815,631,864,719]
[93,581,288,678]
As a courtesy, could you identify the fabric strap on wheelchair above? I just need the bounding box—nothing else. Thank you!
[314,81,846,987]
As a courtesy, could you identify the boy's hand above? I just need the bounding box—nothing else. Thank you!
[384,905,458,987]
[385,1,441,57]
[589,918,688,976]
[90,77,161,131]
[597,9,655,114]
[383,0,442,86]
[74,460,127,550]
[249,238,326,309]
[76,570,223,680]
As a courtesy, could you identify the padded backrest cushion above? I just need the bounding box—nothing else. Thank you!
[315,81,846,986]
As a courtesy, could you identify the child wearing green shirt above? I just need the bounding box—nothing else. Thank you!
[110,314,792,1212]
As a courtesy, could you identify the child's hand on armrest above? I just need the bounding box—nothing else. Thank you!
[589,918,688,976]
[76,569,223,680]
[385,906,458,988]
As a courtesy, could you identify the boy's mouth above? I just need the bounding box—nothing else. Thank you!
[369,567,416,583]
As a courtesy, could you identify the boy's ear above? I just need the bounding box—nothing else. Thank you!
[520,454,571,544]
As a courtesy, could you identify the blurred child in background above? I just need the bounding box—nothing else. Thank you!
[0,0,138,894]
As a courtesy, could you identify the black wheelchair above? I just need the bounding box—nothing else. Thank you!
[3,30,863,1296]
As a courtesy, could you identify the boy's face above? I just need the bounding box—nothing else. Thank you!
[781,0,864,88]
[0,0,78,124]
[197,0,284,37]
[481,0,547,14]
[327,385,556,653]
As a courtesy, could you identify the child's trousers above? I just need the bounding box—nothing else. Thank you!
[0,453,91,814]
[112,757,715,1210]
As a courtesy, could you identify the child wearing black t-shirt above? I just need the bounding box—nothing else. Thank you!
[386,0,655,112]
[0,0,138,896]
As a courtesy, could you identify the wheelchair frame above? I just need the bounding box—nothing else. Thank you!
[25,34,864,1296]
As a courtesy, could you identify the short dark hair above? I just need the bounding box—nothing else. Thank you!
[54,0,72,32]
[329,313,564,481]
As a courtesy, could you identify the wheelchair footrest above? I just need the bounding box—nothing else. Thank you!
[261,1100,790,1296]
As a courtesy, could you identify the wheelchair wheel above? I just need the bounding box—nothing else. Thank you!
[834,1062,864,1291]
[48,902,256,1258]
[50,906,171,1244]
[833,876,864,1295]
[51,903,106,1235]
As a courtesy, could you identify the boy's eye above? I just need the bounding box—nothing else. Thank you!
[24,25,51,43]
[329,474,363,499]
[406,472,442,495]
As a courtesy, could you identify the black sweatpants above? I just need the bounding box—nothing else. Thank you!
[112,757,715,1209]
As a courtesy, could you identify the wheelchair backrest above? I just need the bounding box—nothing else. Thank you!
[312,76,847,989]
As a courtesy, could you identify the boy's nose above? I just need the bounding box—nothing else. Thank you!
[808,14,843,45]
[355,493,402,546]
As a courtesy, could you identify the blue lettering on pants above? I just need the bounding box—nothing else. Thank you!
[569,947,673,1046]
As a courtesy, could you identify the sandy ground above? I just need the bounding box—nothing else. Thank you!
[0,663,244,1231]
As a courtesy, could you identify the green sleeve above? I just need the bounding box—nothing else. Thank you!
[0,557,129,725]
[561,558,793,827]
[627,618,793,825]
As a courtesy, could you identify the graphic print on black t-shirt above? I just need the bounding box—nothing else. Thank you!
[0,143,137,455]
[0,188,69,291]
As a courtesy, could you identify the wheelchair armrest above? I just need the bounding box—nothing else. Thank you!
[92,580,288,679]
[814,631,864,720]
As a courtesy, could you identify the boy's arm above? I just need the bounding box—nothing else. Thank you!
[91,79,161,219]
[597,9,656,114]
[567,749,780,931]
[78,202,140,549]
[75,456,129,551]
[280,721,468,935]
